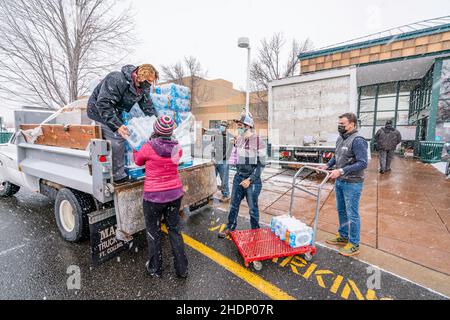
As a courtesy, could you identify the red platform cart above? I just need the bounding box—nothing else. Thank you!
[230,166,331,271]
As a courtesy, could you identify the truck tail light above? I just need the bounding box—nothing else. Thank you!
[98,155,107,163]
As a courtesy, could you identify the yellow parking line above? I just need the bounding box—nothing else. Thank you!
[162,225,295,300]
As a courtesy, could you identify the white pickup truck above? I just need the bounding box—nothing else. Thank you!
[0,108,216,265]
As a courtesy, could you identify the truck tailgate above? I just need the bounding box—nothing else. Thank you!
[114,159,216,237]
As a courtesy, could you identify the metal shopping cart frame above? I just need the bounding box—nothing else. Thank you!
[230,166,331,271]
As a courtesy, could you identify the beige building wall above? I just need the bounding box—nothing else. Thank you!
[186,77,268,137]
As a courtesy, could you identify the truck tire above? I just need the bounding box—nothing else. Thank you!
[54,188,95,242]
[0,181,20,197]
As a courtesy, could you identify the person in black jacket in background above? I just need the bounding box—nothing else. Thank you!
[209,121,235,202]
[375,120,402,174]
[87,64,159,184]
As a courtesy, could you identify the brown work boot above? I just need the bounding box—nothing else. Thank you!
[339,243,361,257]
[218,228,232,239]
[326,234,349,246]
[220,195,231,203]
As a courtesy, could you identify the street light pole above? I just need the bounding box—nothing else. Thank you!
[245,46,251,114]
[238,37,251,114]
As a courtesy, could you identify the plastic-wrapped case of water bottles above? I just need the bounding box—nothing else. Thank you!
[152,83,191,126]
[270,215,314,248]
[156,83,190,100]
[122,104,156,179]
[150,83,195,167]
[174,112,195,167]
[123,104,157,151]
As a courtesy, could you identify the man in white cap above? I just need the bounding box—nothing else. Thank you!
[219,111,266,238]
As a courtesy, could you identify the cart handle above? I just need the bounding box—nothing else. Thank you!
[293,165,331,189]
[289,165,331,216]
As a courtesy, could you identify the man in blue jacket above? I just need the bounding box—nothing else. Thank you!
[219,112,266,238]
[320,113,368,256]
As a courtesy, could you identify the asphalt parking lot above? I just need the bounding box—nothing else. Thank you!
[0,191,447,300]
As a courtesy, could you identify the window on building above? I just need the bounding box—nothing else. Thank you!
[360,86,377,99]
[376,111,395,126]
[377,96,397,111]
[358,79,422,145]
[396,110,410,126]
[399,80,420,95]
[378,83,397,98]
[359,99,375,112]
[359,112,374,126]
[397,96,410,111]
[409,67,433,118]
[209,120,221,129]
[359,126,374,139]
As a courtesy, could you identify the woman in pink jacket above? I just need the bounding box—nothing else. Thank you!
[133,115,188,278]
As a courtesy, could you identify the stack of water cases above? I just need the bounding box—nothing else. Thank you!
[270,215,314,248]
[122,103,157,180]
[152,83,191,126]
[152,84,194,168]
[173,113,195,168]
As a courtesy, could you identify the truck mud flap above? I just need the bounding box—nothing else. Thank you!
[88,208,133,267]
[189,197,211,212]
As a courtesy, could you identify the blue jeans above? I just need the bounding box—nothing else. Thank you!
[335,179,363,246]
[215,163,230,198]
[227,175,262,230]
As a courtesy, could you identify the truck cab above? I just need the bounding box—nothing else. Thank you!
[0,132,24,197]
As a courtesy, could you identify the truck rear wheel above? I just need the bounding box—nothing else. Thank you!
[54,188,95,242]
[0,180,20,197]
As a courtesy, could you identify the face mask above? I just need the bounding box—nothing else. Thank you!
[237,128,246,136]
[338,125,347,135]
[139,81,151,91]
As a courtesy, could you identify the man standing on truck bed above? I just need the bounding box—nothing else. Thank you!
[320,113,368,257]
[87,64,159,184]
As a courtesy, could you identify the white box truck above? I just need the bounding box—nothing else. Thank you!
[268,67,358,165]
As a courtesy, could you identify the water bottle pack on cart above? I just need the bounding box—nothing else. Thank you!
[230,166,331,271]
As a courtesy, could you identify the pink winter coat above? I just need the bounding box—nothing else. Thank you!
[133,138,183,193]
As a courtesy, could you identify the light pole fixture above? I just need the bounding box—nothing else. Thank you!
[238,37,251,114]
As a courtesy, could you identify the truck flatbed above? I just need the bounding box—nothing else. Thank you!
[0,109,217,265]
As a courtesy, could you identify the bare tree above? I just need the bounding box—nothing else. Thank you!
[250,33,313,102]
[0,0,135,109]
[161,56,212,108]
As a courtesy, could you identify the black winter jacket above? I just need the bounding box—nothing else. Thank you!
[375,126,402,151]
[87,65,156,132]
[235,134,266,184]
[208,130,234,163]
